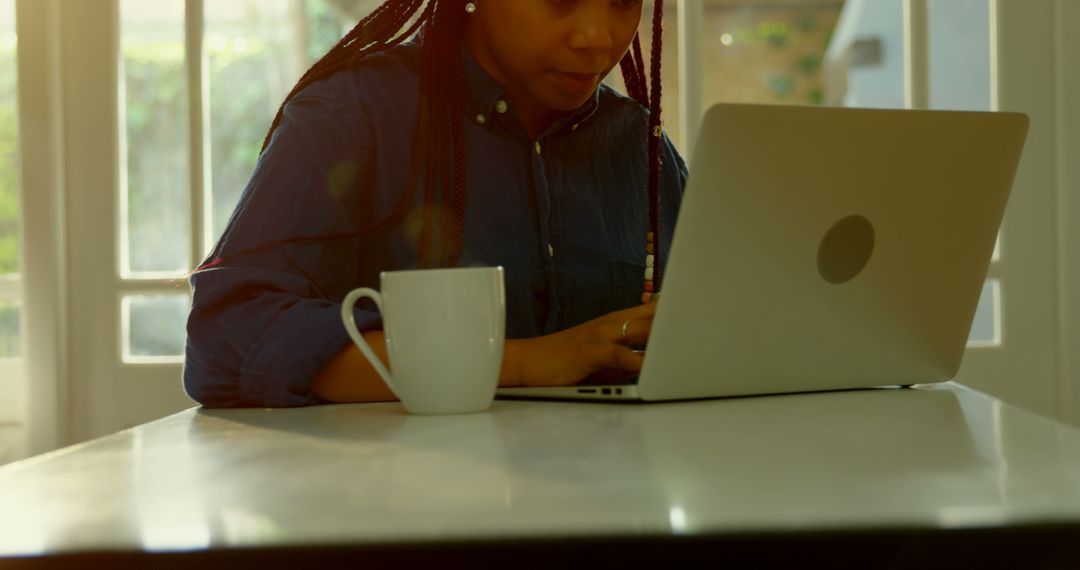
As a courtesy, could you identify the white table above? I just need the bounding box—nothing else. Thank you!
[2,383,1080,567]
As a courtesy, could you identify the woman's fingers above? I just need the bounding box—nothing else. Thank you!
[601,300,657,343]
[562,302,658,382]
[591,344,646,372]
[608,317,652,345]
[635,299,659,317]
[612,299,657,321]
[615,345,646,371]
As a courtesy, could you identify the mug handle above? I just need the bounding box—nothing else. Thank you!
[341,288,400,397]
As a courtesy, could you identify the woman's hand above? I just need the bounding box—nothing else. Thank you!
[509,301,656,387]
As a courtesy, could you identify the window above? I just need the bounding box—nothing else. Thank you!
[0,0,21,464]
[928,0,999,345]
[0,0,19,359]
[700,1,851,107]
[121,0,191,278]
[117,0,358,361]
[119,0,191,361]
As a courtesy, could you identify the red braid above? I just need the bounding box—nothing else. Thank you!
[619,35,648,107]
[646,0,665,291]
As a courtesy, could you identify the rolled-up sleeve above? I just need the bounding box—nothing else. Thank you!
[183,77,381,408]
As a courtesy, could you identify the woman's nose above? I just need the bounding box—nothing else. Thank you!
[568,12,615,53]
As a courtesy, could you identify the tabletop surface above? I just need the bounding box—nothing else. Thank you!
[2,383,1080,557]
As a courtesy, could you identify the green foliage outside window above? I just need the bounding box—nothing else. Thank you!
[0,45,18,276]
[123,41,190,273]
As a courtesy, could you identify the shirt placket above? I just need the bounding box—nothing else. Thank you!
[530,135,560,335]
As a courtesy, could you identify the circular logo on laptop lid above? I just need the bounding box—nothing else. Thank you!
[818,215,875,284]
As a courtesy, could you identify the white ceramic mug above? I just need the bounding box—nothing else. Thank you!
[341,267,506,415]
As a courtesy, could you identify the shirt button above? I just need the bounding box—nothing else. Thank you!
[547,243,555,257]
[495,100,508,114]
[475,114,487,125]
[571,123,579,131]
[534,142,542,155]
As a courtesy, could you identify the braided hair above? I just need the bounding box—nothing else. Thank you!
[199,0,667,289]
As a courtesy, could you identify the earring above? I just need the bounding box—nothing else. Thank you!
[465,2,477,13]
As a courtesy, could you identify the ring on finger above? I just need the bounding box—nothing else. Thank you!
[621,319,633,343]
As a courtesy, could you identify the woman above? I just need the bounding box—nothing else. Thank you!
[184,0,686,407]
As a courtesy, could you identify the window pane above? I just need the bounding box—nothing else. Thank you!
[123,294,189,360]
[703,0,848,108]
[0,0,18,277]
[823,0,905,108]
[206,0,364,243]
[968,279,999,345]
[121,0,191,275]
[0,0,20,364]
[688,1,905,134]
[929,0,990,112]
[0,299,19,358]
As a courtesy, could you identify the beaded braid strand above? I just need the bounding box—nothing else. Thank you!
[644,0,665,304]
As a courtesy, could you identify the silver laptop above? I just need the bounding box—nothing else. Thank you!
[497,103,1029,402]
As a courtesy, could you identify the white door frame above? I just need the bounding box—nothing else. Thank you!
[60,0,195,441]
[16,0,69,454]
[953,0,1063,420]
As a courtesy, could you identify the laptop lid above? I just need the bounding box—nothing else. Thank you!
[635,103,1028,401]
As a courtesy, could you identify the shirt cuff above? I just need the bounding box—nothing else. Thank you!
[237,302,382,407]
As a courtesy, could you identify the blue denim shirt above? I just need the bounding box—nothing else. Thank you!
[184,40,687,407]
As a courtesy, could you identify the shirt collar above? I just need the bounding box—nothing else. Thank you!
[460,44,601,137]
